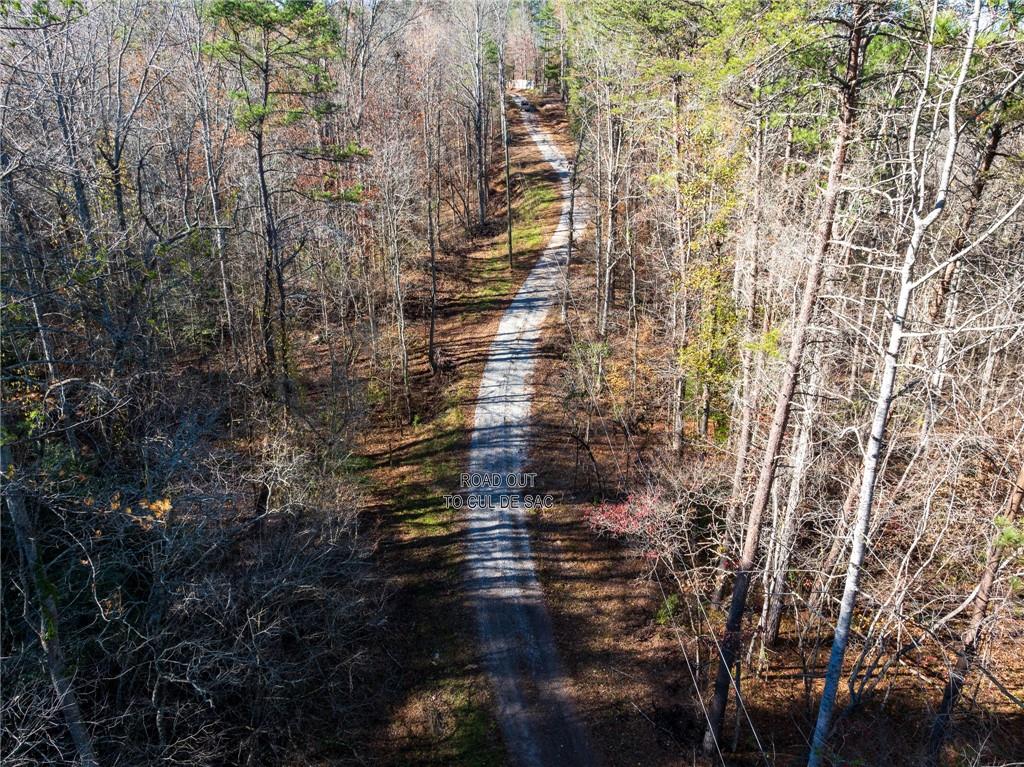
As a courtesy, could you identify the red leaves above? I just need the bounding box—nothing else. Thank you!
[585,490,673,559]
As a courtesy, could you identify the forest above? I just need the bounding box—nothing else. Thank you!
[1,1,1022,766]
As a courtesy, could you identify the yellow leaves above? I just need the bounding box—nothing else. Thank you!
[94,492,173,528]
[140,497,173,519]
[604,358,656,420]
[604,360,633,402]
[136,497,173,529]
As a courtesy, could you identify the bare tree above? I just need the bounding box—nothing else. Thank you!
[703,4,872,751]
[808,2,985,762]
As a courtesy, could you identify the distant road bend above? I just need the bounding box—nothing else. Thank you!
[464,93,594,767]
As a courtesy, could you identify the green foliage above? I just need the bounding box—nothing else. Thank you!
[0,0,82,27]
[321,140,371,161]
[310,183,364,203]
[365,379,387,406]
[469,179,559,308]
[791,125,824,152]
[864,31,910,83]
[744,326,783,358]
[994,515,1024,550]
[571,340,611,376]
[656,593,680,625]
[673,0,822,92]
[451,705,503,766]
[234,102,271,132]
[483,36,500,66]
[677,263,739,391]
[24,406,45,435]
[532,0,560,51]
[205,0,341,134]
[532,0,565,86]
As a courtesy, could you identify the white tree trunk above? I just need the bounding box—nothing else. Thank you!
[808,3,982,761]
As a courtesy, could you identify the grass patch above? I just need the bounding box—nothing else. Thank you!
[384,391,466,536]
[472,253,513,306]
[341,452,374,473]
[511,181,558,256]
[471,179,560,311]
[423,455,459,484]
[449,689,505,767]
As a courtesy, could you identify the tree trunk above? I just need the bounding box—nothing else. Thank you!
[713,115,764,606]
[765,365,821,646]
[559,8,568,102]
[670,72,689,457]
[194,62,234,346]
[388,212,412,423]
[253,43,291,403]
[499,39,513,269]
[698,383,710,439]
[2,164,69,426]
[808,5,981,763]
[561,126,583,325]
[425,107,440,374]
[473,1,487,227]
[2,446,98,767]
[928,119,1002,392]
[702,4,868,753]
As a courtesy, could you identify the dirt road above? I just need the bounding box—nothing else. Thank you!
[464,94,594,767]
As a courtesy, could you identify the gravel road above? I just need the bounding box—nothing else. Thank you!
[464,94,594,767]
